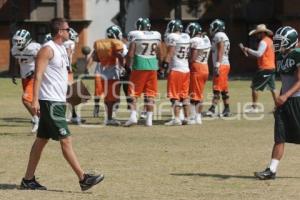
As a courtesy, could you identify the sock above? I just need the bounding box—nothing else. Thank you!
[209,105,215,112]
[33,115,39,124]
[268,159,280,173]
[146,112,153,126]
[190,105,196,119]
[179,108,184,121]
[224,104,230,110]
[130,110,137,122]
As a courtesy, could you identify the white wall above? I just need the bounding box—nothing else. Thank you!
[86,0,120,48]
[126,0,150,33]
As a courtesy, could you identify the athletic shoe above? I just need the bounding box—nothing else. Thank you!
[182,119,193,125]
[71,117,86,125]
[79,173,104,191]
[20,176,47,190]
[244,107,259,113]
[93,106,99,118]
[195,115,202,124]
[124,119,138,127]
[254,168,276,180]
[31,122,39,133]
[164,119,182,126]
[105,119,121,126]
[140,111,147,120]
[204,110,216,117]
[221,108,231,117]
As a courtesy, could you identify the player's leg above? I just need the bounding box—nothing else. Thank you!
[104,80,121,126]
[94,75,102,117]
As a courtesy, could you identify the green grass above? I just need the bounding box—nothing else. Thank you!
[1,77,300,200]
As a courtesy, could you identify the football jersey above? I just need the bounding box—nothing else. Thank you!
[166,32,190,73]
[211,32,230,66]
[276,48,300,97]
[11,42,41,78]
[93,38,124,66]
[190,35,211,64]
[128,30,161,70]
[64,40,75,52]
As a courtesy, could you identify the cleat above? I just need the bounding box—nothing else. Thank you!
[254,168,276,180]
[79,173,104,191]
[20,176,47,190]
[124,119,138,127]
[195,115,202,124]
[204,110,216,117]
[71,117,86,125]
[140,111,147,120]
[244,107,259,113]
[105,119,121,126]
[164,119,182,126]
[220,108,231,117]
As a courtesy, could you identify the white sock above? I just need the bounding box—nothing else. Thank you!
[179,108,184,121]
[268,159,280,173]
[190,105,196,119]
[33,115,39,124]
[130,110,137,122]
[146,112,153,126]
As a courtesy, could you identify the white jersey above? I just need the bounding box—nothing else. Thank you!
[211,32,230,66]
[39,40,69,102]
[190,35,211,64]
[166,33,190,73]
[64,40,75,52]
[11,42,41,78]
[128,30,161,58]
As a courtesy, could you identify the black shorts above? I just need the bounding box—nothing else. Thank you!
[251,69,275,91]
[274,97,300,144]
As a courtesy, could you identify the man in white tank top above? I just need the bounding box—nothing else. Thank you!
[20,18,104,191]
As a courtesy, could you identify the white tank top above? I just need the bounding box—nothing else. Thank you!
[39,40,69,102]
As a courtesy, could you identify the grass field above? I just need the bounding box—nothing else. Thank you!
[1,77,300,200]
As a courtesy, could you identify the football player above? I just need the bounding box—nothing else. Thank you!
[205,19,231,117]
[63,28,86,124]
[90,25,127,126]
[124,17,162,127]
[11,29,41,133]
[254,26,300,180]
[163,19,192,126]
[186,22,211,124]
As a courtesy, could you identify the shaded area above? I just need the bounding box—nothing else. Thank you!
[170,172,300,180]
[0,184,18,190]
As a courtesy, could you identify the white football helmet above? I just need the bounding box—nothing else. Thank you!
[12,29,32,50]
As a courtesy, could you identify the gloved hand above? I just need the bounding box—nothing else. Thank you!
[162,61,169,69]
[213,62,220,77]
[158,70,165,79]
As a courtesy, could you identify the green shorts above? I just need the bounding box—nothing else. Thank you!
[37,100,71,141]
[274,97,300,144]
[251,69,275,91]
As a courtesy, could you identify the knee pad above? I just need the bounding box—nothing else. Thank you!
[221,91,229,100]
[182,99,190,106]
[213,90,221,100]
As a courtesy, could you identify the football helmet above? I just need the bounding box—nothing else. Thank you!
[165,19,183,34]
[69,28,79,42]
[136,17,151,31]
[43,33,52,43]
[273,26,298,52]
[106,25,123,40]
[209,19,225,35]
[185,22,202,37]
[12,29,32,50]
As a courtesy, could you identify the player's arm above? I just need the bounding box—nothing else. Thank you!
[189,48,199,63]
[32,46,53,115]
[214,41,224,76]
[243,40,267,58]
[276,65,300,107]
[125,42,135,70]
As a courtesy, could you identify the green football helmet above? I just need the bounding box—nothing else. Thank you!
[136,17,151,31]
[12,29,32,50]
[43,33,52,43]
[185,22,202,37]
[69,28,79,42]
[165,19,183,33]
[106,25,123,40]
[209,19,225,35]
[273,26,298,52]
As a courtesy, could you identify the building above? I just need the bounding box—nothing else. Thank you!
[1,0,300,75]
